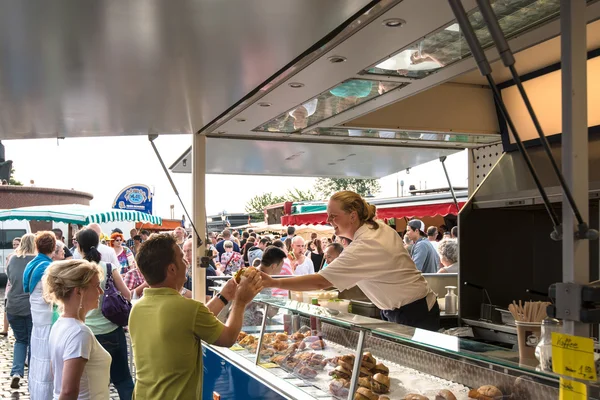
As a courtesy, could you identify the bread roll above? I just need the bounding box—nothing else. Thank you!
[468,385,503,400]
[371,373,390,394]
[403,395,428,400]
[355,387,379,400]
[436,389,457,400]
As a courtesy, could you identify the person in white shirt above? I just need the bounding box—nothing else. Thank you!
[290,236,314,276]
[72,224,120,267]
[261,191,440,331]
[44,259,112,400]
[427,226,439,252]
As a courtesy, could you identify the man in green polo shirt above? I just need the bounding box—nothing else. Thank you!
[130,234,262,399]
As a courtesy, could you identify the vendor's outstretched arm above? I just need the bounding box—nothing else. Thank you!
[261,272,332,291]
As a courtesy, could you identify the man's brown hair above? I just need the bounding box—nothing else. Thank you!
[136,234,177,285]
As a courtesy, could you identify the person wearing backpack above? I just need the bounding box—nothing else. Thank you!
[77,229,134,400]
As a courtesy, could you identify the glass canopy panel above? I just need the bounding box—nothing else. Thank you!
[306,127,501,144]
[254,79,405,133]
[364,0,562,79]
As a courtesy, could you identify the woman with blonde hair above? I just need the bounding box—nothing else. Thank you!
[6,233,36,388]
[23,231,58,398]
[45,259,112,399]
[78,229,134,399]
[260,191,440,331]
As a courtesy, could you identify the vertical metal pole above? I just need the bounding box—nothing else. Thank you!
[561,0,588,337]
[347,330,366,400]
[255,305,269,365]
[440,156,460,213]
[193,133,208,302]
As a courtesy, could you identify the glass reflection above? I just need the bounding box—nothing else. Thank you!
[308,128,501,144]
[365,0,562,79]
[254,79,405,133]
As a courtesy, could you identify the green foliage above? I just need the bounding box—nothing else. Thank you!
[245,192,286,215]
[9,168,22,186]
[285,188,318,202]
[314,178,381,198]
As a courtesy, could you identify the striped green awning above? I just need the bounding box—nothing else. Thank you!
[0,204,162,225]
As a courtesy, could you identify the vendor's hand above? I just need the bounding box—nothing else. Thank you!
[220,277,237,302]
[260,272,277,288]
[234,269,263,305]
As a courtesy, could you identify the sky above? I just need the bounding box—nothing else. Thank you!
[4,135,468,218]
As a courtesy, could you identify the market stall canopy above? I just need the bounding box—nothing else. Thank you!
[281,192,468,225]
[0,204,162,225]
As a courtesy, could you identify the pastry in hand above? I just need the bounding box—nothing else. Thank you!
[468,385,502,400]
[436,389,457,400]
[372,363,389,376]
[371,373,390,394]
[355,387,379,400]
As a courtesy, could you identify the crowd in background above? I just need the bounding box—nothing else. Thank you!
[0,218,459,398]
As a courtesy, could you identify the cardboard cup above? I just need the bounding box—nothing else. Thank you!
[515,321,542,363]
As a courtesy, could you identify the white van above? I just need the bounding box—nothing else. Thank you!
[0,220,31,285]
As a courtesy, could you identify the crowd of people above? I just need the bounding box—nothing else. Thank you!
[0,190,461,399]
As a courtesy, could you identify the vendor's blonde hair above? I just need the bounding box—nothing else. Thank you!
[43,259,103,306]
[330,191,379,230]
[15,233,36,257]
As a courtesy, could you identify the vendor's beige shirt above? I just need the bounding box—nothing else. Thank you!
[320,221,435,310]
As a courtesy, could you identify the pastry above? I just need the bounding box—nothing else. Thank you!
[362,352,377,370]
[340,354,355,364]
[358,376,372,388]
[237,331,247,342]
[355,387,379,400]
[310,339,326,350]
[239,335,255,346]
[292,332,305,341]
[233,266,257,283]
[468,385,503,399]
[338,359,354,371]
[403,395,428,400]
[329,365,352,380]
[297,352,315,361]
[373,363,389,376]
[359,366,374,378]
[275,332,288,341]
[371,373,390,394]
[436,389,457,400]
[296,366,318,379]
[271,355,287,365]
[272,341,289,352]
[329,379,350,397]
[378,397,390,400]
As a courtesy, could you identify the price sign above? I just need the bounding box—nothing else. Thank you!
[229,344,244,351]
[552,333,597,381]
[559,378,587,400]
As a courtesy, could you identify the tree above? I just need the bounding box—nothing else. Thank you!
[315,178,381,198]
[245,192,286,219]
[285,188,318,202]
[9,168,22,186]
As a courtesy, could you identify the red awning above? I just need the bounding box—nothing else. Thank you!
[281,201,465,226]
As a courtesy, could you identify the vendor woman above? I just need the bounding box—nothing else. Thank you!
[261,190,440,330]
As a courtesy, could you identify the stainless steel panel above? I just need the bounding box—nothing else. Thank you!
[171,136,460,177]
[472,136,600,205]
[0,0,371,139]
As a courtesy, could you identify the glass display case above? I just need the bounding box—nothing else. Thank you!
[210,296,600,400]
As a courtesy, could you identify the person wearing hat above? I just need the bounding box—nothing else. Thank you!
[406,219,440,274]
[260,191,440,331]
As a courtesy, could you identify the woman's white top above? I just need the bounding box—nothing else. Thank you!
[49,318,111,400]
[30,282,53,326]
[320,221,435,310]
